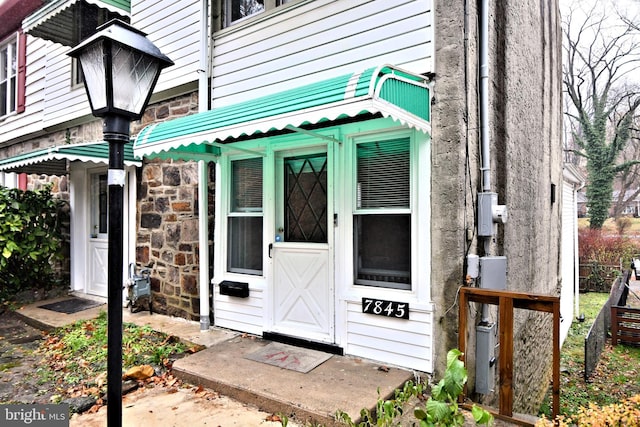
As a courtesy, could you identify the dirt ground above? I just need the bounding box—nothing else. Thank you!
[0,308,298,427]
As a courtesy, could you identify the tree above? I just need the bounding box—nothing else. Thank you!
[563,0,640,228]
[611,135,640,219]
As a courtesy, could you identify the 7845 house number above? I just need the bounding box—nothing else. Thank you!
[362,298,409,319]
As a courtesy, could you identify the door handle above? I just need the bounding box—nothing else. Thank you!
[268,243,273,258]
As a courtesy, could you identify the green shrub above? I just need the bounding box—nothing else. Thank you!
[0,186,65,297]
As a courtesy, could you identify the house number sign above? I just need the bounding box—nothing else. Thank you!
[362,298,409,319]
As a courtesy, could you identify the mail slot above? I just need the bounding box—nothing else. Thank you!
[219,280,249,298]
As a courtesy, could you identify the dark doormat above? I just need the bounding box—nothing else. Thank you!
[38,298,104,314]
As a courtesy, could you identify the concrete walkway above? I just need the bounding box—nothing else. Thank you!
[15,295,415,426]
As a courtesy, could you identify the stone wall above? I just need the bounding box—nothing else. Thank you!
[133,92,209,320]
[432,0,563,414]
[0,122,102,161]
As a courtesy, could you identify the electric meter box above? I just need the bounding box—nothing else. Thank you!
[479,256,507,290]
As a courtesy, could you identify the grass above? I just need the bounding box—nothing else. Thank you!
[31,310,194,403]
[578,217,640,236]
[540,292,640,418]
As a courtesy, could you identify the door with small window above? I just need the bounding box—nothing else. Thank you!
[271,147,334,343]
[87,171,108,296]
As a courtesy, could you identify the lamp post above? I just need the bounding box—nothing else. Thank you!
[68,20,173,427]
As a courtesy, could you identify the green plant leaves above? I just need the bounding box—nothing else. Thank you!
[0,185,66,295]
[426,398,450,420]
[472,404,493,424]
[336,350,493,426]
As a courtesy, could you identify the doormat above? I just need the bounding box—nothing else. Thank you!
[244,342,332,373]
[38,298,104,314]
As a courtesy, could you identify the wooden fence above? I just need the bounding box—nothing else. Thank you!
[579,262,621,293]
[611,274,640,346]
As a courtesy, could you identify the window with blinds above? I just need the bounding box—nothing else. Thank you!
[354,137,411,289]
[228,158,263,275]
[356,138,410,209]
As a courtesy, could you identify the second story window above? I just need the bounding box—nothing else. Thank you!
[224,0,293,27]
[0,35,17,117]
[0,31,25,118]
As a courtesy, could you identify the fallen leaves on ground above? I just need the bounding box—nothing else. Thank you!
[265,414,282,422]
[122,365,155,381]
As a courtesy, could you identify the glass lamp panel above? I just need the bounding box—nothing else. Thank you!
[111,44,161,116]
[78,40,108,111]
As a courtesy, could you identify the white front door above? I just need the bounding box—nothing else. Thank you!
[87,171,108,296]
[271,149,334,343]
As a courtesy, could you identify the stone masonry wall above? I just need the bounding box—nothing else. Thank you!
[132,92,206,320]
[432,0,563,415]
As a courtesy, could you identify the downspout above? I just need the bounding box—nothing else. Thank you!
[198,0,210,331]
[574,179,585,320]
[479,0,490,197]
[473,0,507,396]
[478,0,492,324]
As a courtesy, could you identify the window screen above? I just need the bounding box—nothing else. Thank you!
[356,138,410,209]
[354,138,411,289]
[228,158,263,275]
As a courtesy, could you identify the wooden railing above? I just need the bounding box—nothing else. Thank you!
[611,276,640,345]
[458,288,560,425]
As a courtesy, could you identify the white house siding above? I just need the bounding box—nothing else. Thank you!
[560,180,578,344]
[33,0,202,130]
[346,300,433,371]
[0,35,46,145]
[211,0,433,107]
[214,288,265,335]
[42,43,89,127]
[131,0,202,94]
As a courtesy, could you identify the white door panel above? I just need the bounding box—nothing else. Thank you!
[273,245,332,341]
[88,240,108,296]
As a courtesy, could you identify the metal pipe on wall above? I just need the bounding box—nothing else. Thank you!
[479,0,490,194]
[198,0,211,331]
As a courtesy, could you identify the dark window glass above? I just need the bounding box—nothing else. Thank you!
[228,216,263,274]
[284,154,327,243]
[354,138,411,289]
[228,158,263,275]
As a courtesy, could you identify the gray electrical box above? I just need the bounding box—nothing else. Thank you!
[479,256,507,290]
[476,323,496,394]
[477,192,497,237]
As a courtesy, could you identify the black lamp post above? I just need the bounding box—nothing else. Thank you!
[68,19,173,427]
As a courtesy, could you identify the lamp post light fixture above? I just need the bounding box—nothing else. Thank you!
[68,19,173,427]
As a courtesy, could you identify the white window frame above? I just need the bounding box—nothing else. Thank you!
[0,33,18,118]
[351,131,415,291]
[226,156,264,275]
[223,0,294,27]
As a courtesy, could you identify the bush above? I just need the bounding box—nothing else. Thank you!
[579,228,640,266]
[578,228,639,291]
[0,186,65,297]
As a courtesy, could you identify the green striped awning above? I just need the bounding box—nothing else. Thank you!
[0,141,140,175]
[23,0,130,47]
[134,65,431,161]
